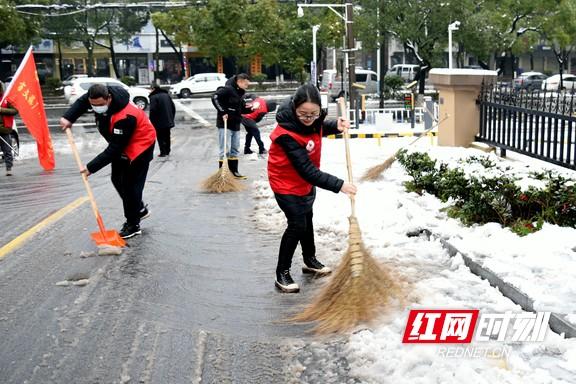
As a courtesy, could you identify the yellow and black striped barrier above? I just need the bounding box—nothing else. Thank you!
[326,131,437,139]
[326,131,437,146]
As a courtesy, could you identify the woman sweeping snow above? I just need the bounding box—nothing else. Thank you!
[268,84,357,293]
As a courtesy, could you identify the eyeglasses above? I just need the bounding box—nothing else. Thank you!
[296,111,321,121]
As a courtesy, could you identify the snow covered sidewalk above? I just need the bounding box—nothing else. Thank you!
[252,132,576,383]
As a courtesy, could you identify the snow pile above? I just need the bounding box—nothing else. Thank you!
[252,135,576,383]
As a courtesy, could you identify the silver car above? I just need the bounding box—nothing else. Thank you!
[513,72,547,91]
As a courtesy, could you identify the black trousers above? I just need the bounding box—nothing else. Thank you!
[242,118,264,151]
[111,147,152,225]
[156,128,171,155]
[275,190,316,273]
[0,133,14,169]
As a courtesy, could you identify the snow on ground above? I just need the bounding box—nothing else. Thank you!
[251,128,576,384]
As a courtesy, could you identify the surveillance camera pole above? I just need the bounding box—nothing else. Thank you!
[448,21,460,69]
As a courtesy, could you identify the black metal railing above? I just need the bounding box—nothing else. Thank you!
[477,84,576,170]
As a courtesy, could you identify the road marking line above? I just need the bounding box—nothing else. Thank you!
[0,196,89,260]
[173,100,212,127]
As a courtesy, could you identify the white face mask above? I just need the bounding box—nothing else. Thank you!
[91,105,108,114]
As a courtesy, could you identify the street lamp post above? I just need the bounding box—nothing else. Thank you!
[448,21,460,69]
[312,24,320,87]
[297,2,356,112]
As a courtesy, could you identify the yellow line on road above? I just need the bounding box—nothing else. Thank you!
[0,196,89,260]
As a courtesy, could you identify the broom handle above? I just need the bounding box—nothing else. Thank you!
[223,115,227,158]
[405,114,449,147]
[65,128,106,234]
[338,98,356,216]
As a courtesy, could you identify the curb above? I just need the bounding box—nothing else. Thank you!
[409,229,576,338]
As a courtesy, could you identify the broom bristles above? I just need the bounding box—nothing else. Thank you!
[201,162,245,193]
[360,152,398,182]
[291,216,403,334]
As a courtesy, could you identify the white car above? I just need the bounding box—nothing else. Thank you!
[61,74,88,86]
[169,73,227,98]
[541,74,576,91]
[64,77,150,109]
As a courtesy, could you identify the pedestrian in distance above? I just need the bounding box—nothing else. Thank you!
[211,73,254,179]
[149,83,176,157]
[59,84,156,239]
[268,83,357,293]
[0,82,18,176]
[242,94,277,156]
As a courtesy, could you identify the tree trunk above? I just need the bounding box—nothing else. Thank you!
[84,41,95,76]
[107,27,119,78]
[57,38,64,80]
[379,33,387,109]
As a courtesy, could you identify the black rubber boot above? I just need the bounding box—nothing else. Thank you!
[228,158,247,179]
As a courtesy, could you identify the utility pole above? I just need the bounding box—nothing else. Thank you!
[345,1,356,114]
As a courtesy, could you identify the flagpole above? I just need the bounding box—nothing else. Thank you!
[0,46,33,105]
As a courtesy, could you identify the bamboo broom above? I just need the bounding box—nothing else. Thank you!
[291,98,401,334]
[201,116,245,193]
[361,111,449,182]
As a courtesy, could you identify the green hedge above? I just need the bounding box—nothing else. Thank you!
[397,150,576,236]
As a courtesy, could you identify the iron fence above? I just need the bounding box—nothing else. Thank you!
[477,84,576,170]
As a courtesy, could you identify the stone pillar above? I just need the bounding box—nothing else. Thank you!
[429,69,497,147]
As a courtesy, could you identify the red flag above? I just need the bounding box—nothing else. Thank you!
[0,46,55,171]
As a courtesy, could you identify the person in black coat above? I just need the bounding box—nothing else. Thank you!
[210,73,253,179]
[149,84,176,157]
[59,84,157,239]
[267,84,357,293]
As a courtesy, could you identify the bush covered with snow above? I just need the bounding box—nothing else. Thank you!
[397,150,576,235]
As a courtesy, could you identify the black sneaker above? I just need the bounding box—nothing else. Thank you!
[119,222,141,239]
[244,148,254,155]
[258,148,268,155]
[139,204,150,220]
[6,167,12,176]
[275,270,300,293]
[302,257,332,275]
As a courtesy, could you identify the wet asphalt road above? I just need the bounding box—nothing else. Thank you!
[0,100,360,384]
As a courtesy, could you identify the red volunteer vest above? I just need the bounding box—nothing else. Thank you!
[110,102,157,161]
[1,99,15,130]
[242,97,268,120]
[268,125,322,196]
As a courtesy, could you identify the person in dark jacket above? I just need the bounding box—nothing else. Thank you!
[149,83,176,157]
[242,94,277,156]
[0,82,17,176]
[210,73,253,179]
[268,84,357,293]
[59,84,157,239]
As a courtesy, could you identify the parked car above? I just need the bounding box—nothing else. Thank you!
[64,77,150,109]
[387,64,421,82]
[513,72,548,91]
[61,74,88,86]
[319,68,379,101]
[169,73,227,98]
[541,74,576,91]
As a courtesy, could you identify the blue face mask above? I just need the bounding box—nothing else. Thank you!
[91,105,108,114]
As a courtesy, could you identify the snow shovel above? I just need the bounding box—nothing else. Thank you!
[65,128,126,248]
